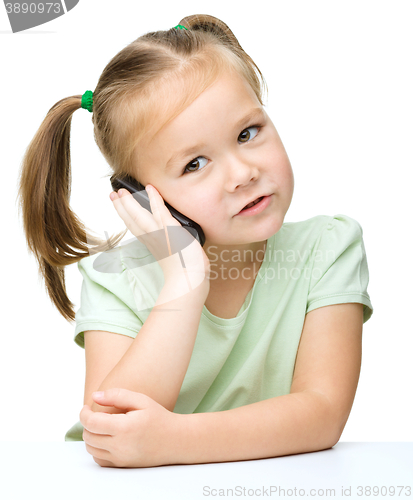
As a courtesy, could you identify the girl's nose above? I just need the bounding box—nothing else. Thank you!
[224,156,260,190]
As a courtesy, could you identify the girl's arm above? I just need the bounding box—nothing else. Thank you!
[176,391,338,464]
[89,280,208,414]
[81,303,363,467]
[173,302,363,464]
[87,185,210,415]
[81,387,336,467]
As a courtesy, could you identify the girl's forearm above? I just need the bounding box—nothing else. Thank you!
[93,278,208,413]
[172,391,338,465]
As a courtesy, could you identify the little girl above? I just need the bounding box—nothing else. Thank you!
[17,14,373,468]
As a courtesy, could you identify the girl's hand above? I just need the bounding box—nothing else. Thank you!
[110,186,210,294]
[80,389,184,468]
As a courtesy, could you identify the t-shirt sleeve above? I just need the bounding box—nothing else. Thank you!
[73,253,144,349]
[306,214,374,324]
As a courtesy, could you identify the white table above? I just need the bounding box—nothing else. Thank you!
[1,442,412,499]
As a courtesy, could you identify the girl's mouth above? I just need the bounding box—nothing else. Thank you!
[236,195,272,217]
[243,196,264,209]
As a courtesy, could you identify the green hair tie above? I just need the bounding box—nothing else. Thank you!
[173,24,187,30]
[81,90,93,113]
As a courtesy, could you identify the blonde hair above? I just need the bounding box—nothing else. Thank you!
[16,14,267,322]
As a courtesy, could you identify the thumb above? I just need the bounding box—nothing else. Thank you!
[92,388,152,411]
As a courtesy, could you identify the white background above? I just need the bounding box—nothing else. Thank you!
[1,0,411,444]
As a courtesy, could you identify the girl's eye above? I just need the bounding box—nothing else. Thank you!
[182,125,261,174]
[238,126,259,143]
[183,156,208,174]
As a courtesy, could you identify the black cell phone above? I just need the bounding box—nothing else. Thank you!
[110,174,205,247]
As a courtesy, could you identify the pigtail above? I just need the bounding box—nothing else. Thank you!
[16,96,127,322]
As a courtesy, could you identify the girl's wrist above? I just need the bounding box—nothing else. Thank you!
[161,274,209,303]
[163,263,210,294]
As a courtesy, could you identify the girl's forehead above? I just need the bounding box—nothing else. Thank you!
[149,71,258,135]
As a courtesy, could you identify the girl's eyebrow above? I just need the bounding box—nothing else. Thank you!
[165,107,265,170]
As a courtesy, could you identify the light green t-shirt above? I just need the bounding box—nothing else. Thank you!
[65,213,374,441]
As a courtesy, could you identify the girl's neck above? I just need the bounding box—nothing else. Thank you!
[205,240,267,275]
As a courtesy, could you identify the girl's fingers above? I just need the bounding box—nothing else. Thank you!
[110,187,208,284]
[113,187,180,236]
[110,187,190,276]
[145,185,179,228]
[112,189,155,235]
[80,405,121,436]
[145,185,163,226]
[83,428,112,452]
[93,457,115,467]
[84,441,112,459]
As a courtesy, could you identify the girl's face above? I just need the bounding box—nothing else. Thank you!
[134,71,294,260]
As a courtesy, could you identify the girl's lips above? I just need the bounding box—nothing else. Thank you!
[235,194,272,216]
